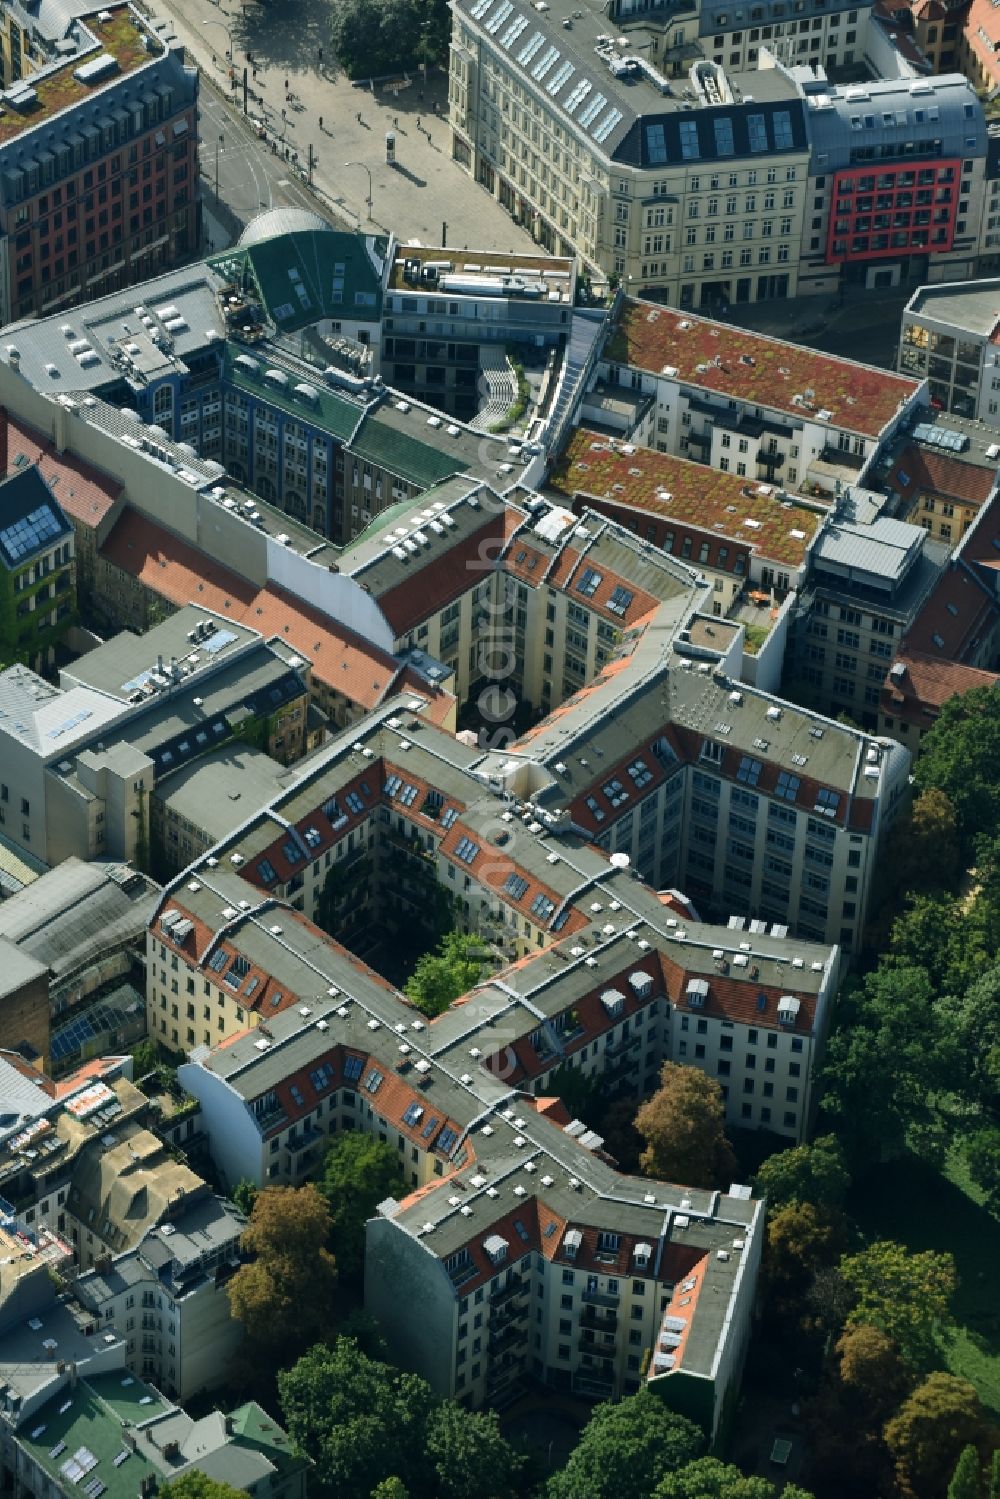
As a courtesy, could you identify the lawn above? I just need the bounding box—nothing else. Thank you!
[849,1148,1000,1416]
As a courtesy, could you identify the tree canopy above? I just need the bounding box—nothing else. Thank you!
[840,1240,956,1371]
[884,1373,997,1499]
[158,1477,247,1499]
[279,1338,436,1497]
[227,1184,337,1359]
[328,0,451,81]
[404,931,486,1018]
[653,1457,815,1498]
[423,1402,524,1499]
[911,684,1000,848]
[319,1132,405,1280]
[547,1389,704,1499]
[949,1446,984,1499]
[635,1064,738,1189]
[753,1135,850,1214]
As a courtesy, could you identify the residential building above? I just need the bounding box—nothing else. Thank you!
[0,463,76,670]
[899,279,1000,426]
[958,0,1000,93]
[796,73,986,297]
[598,297,923,497]
[0,1259,306,1499]
[884,437,998,544]
[74,1194,246,1400]
[0,3,200,326]
[879,649,998,740]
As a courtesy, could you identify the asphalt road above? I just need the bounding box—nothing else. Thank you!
[197,80,344,249]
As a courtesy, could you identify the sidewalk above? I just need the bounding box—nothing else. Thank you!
[158,0,538,253]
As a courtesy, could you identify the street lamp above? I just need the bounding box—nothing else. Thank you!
[344,160,373,222]
[215,132,224,200]
[201,17,233,61]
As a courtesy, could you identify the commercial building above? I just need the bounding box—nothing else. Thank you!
[0,462,76,670]
[0,606,314,872]
[796,72,986,298]
[783,512,947,728]
[0,857,157,1073]
[0,3,200,326]
[899,279,1000,425]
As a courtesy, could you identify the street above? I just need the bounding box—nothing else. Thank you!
[153,0,538,253]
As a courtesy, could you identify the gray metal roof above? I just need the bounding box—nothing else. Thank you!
[813,514,925,584]
[0,1054,52,1144]
[0,858,159,985]
[803,73,987,171]
[238,207,335,247]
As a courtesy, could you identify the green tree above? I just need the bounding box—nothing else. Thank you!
[940,962,1000,1117]
[949,1445,983,1499]
[328,0,451,80]
[278,1338,436,1498]
[883,788,963,897]
[370,1482,408,1499]
[840,1240,956,1370]
[405,931,486,1018]
[424,1401,524,1499]
[547,1389,704,1499]
[130,1038,160,1078]
[654,1456,800,1497]
[230,1179,257,1217]
[820,964,958,1164]
[227,1184,337,1360]
[753,1135,850,1213]
[319,1132,405,1280]
[885,1373,996,1499]
[159,1477,246,1499]
[990,1450,1000,1499]
[912,684,1000,849]
[966,1126,1000,1218]
[635,1064,738,1190]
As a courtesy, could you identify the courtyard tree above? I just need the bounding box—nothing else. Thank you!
[319,1132,405,1280]
[753,1135,850,1214]
[949,1446,984,1499]
[635,1064,738,1189]
[278,1338,436,1497]
[227,1184,338,1358]
[423,1402,524,1499]
[405,930,487,1017]
[912,684,1000,848]
[547,1389,704,1499]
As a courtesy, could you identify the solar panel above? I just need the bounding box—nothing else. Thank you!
[578,92,608,129]
[593,106,623,143]
[485,0,513,34]
[547,60,575,95]
[564,79,592,116]
[516,28,544,63]
[531,44,560,80]
[0,503,64,562]
[500,13,528,47]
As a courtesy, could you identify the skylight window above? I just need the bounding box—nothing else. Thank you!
[775,771,799,802]
[343,1055,364,1083]
[504,873,530,901]
[737,756,763,786]
[364,1069,384,1094]
[576,566,602,597]
[402,1102,425,1127]
[607,585,634,616]
[455,836,480,864]
[531,893,556,922]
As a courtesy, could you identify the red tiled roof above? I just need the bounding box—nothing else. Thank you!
[880,648,998,727]
[377,513,508,636]
[964,0,1000,86]
[100,509,454,716]
[607,298,919,440]
[550,429,823,571]
[5,412,122,526]
[903,562,1000,660]
[888,443,996,509]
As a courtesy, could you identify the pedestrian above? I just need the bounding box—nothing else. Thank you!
[394,115,398,127]
[319,115,323,130]
[357,110,362,124]
[416,116,421,127]
[284,77,289,90]
[318,45,323,62]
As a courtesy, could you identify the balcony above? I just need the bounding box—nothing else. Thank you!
[489,1323,523,1355]
[581,1306,618,1332]
[578,1327,617,1353]
[573,1368,615,1399]
[490,1274,525,1306]
[582,1287,620,1309]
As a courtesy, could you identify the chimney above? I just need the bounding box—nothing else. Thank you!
[156,654,164,674]
[0,405,7,479]
[170,656,179,680]
[224,1414,235,1436]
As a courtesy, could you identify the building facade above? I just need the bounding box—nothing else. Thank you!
[0,3,200,326]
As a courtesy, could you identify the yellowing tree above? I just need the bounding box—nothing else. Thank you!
[635,1064,738,1189]
[227,1184,337,1358]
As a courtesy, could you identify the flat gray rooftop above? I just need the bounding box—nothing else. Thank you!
[907,280,1000,340]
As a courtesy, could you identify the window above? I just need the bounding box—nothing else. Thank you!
[737,756,763,786]
[748,114,768,152]
[577,566,602,597]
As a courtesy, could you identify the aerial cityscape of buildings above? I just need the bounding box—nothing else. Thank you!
[0,0,998,1491]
